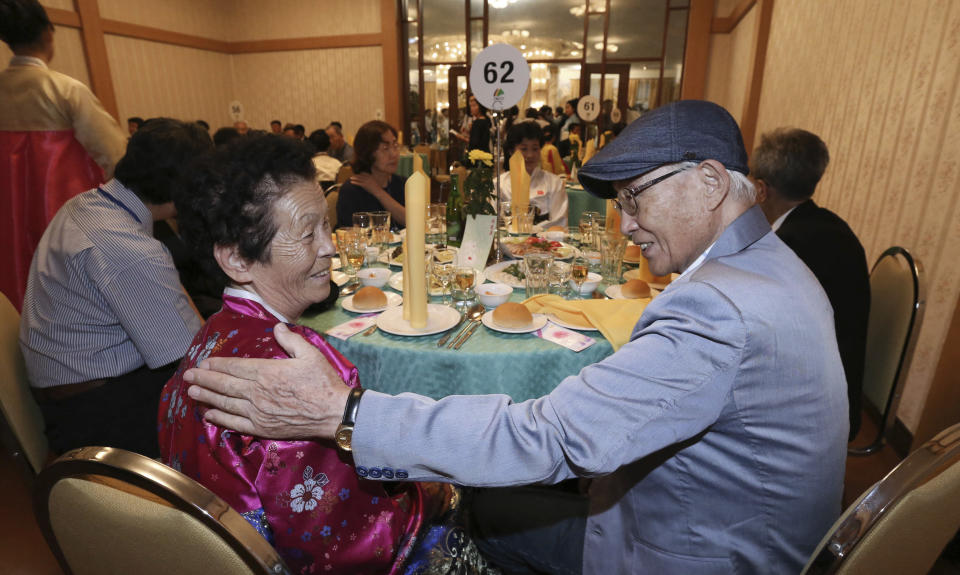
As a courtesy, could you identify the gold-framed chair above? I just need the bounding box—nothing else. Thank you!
[0,292,48,478]
[34,446,290,575]
[849,247,924,455]
[804,422,960,574]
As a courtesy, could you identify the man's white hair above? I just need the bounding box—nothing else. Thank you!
[676,160,756,203]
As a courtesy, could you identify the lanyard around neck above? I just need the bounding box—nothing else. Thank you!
[98,187,142,224]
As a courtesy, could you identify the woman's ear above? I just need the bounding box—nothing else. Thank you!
[213,244,252,285]
[698,159,730,211]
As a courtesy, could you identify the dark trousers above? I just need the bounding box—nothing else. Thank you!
[469,485,588,575]
[37,362,178,459]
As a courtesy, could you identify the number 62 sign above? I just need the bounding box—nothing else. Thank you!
[469,44,531,112]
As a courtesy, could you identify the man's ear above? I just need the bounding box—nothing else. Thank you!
[754,178,768,204]
[698,159,730,211]
[213,244,253,285]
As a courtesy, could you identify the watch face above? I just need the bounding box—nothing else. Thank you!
[335,426,353,451]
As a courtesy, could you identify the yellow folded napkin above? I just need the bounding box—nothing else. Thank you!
[522,294,650,351]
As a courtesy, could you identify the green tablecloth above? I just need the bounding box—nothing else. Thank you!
[566,184,607,227]
[299,288,613,402]
[396,153,430,178]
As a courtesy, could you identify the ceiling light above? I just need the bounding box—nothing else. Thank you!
[594,42,604,50]
[607,44,618,53]
[490,0,508,8]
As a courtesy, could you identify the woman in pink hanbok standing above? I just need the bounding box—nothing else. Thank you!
[159,135,495,574]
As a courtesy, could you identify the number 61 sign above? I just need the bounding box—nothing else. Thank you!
[469,44,530,112]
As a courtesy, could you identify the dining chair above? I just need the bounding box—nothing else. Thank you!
[325,186,340,230]
[803,421,960,574]
[0,292,49,479]
[336,163,353,185]
[849,247,924,455]
[34,446,290,575]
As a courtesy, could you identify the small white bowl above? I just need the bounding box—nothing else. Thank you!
[544,230,566,242]
[358,267,391,288]
[477,283,513,308]
[570,272,603,295]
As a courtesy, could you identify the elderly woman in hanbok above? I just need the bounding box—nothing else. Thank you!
[158,135,495,575]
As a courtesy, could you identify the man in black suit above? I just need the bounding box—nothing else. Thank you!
[752,128,870,440]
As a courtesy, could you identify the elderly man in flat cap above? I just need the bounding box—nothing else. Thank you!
[184,101,848,574]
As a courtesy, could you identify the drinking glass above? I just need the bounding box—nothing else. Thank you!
[571,255,590,299]
[353,212,373,243]
[523,252,554,297]
[599,230,628,285]
[500,201,513,232]
[343,229,367,287]
[430,248,456,305]
[516,207,534,235]
[548,261,572,295]
[371,210,391,244]
[427,203,446,245]
[579,211,600,248]
[335,228,357,276]
[451,266,477,309]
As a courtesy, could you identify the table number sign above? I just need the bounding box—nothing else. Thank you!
[469,44,531,112]
[459,214,497,270]
[577,95,600,123]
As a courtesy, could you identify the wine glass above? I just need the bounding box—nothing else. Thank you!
[571,255,590,299]
[430,249,456,306]
[579,211,599,249]
[344,229,367,288]
[352,212,373,243]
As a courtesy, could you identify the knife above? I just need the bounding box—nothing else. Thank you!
[437,313,467,347]
[453,321,481,350]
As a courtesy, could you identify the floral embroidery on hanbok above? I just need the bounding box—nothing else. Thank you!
[290,466,330,514]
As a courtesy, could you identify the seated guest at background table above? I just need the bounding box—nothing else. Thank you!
[184,101,849,575]
[326,121,354,163]
[559,97,580,140]
[336,120,405,228]
[497,122,567,230]
[307,129,341,189]
[233,120,249,136]
[213,126,240,147]
[269,119,282,134]
[19,118,209,458]
[162,134,492,574]
[195,119,209,133]
[752,127,870,440]
[127,116,143,136]
[540,123,566,176]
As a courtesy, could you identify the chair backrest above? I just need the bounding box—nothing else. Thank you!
[850,247,924,455]
[804,422,960,574]
[0,292,48,475]
[335,163,353,184]
[35,446,290,575]
[326,188,340,230]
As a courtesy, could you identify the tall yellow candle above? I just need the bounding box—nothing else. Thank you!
[509,150,530,232]
[413,153,423,174]
[402,237,410,321]
[404,171,428,328]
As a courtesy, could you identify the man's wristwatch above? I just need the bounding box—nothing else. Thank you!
[335,387,365,452]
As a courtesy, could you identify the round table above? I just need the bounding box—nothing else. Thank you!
[299,287,614,402]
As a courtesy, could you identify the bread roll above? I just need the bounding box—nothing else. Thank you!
[492,302,533,328]
[547,225,565,233]
[621,279,651,299]
[624,244,645,261]
[353,286,387,310]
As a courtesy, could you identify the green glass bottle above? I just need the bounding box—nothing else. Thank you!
[446,173,463,243]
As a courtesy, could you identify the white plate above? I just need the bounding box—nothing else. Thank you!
[388,232,402,244]
[341,291,402,313]
[379,244,441,267]
[547,314,599,331]
[388,270,485,295]
[481,310,548,334]
[376,304,461,336]
[484,261,527,289]
[500,237,578,261]
[604,284,660,300]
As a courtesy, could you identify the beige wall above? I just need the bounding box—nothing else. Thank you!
[6,0,388,135]
[704,0,757,125]
[708,0,960,433]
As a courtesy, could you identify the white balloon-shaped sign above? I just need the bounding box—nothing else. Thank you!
[469,44,531,112]
[577,95,600,122]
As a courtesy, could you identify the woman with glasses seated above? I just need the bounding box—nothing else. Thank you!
[335,120,406,229]
[159,135,494,574]
[497,121,568,231]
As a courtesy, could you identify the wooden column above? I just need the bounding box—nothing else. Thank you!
[73,0,118,120]
[680,0,713,101]
[381,0,401,128]
[738,0,773,153]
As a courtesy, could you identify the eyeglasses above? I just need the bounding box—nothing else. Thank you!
[613,168,687,216]
[378,141,400,152]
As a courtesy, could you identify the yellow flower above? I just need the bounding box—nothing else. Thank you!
[467,149,494,166]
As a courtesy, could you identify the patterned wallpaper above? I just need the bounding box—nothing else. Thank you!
[0,26,91,88]
[98,0,232,41]
[104,35,234,129]
[228,0,381,40]
[231,47,385,138]
[716,0,960,432]
[704,3,756,125]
